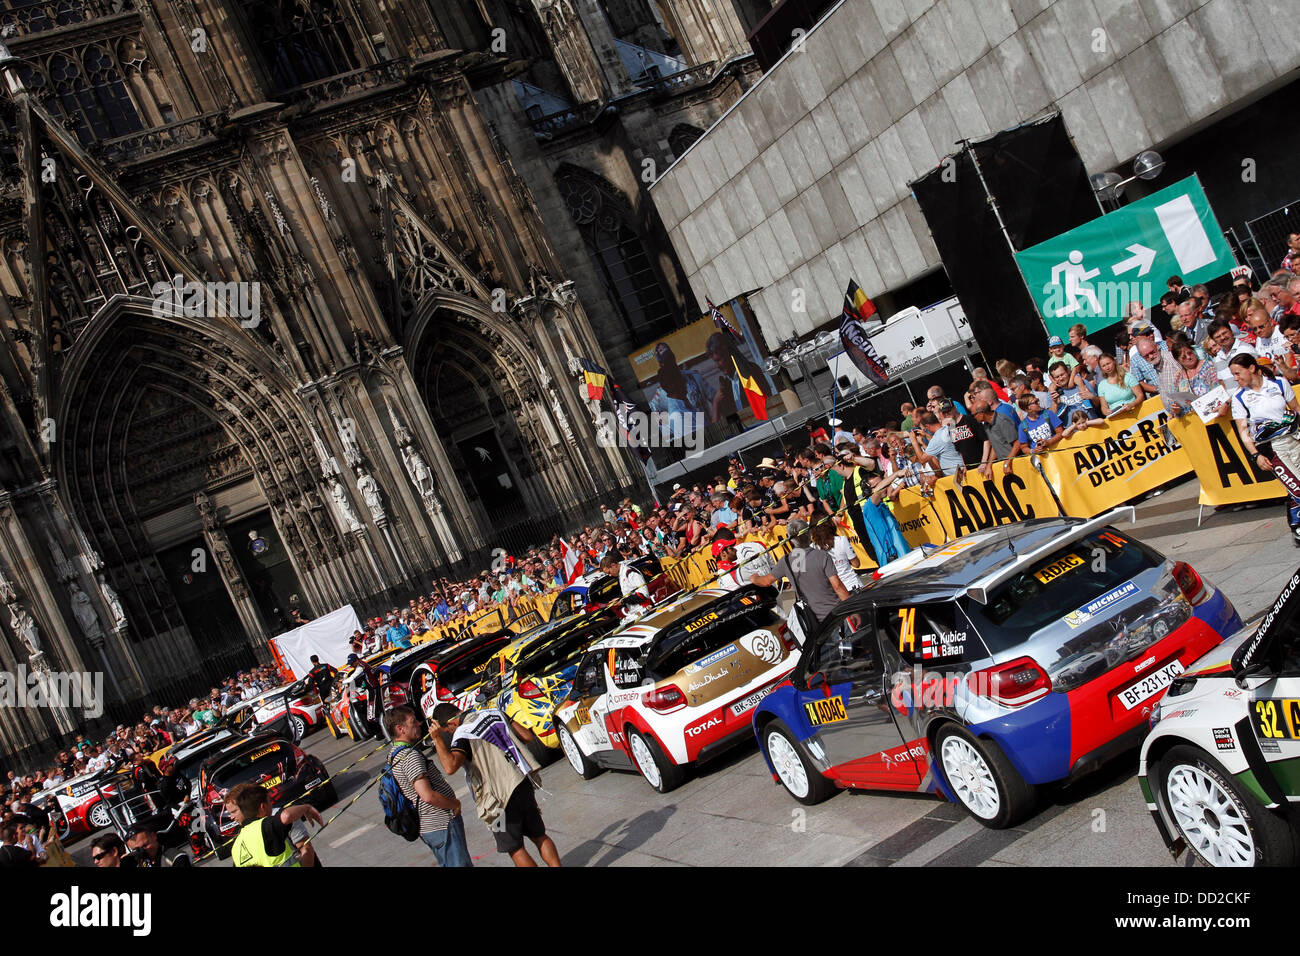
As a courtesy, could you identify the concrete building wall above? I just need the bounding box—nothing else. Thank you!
[650,0,1300,348]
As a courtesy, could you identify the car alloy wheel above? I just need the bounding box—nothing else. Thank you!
[560,726,585,775]
[88,800,111,830]
[1164,763,1255,866]
[940,735,1000,820]
[289,715,307,742]
[629,732,662,789]
[766,728,809,799]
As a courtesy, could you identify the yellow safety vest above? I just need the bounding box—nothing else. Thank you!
[232,817,300,868]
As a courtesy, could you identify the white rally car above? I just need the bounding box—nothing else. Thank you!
[1139,565,1300,866]
[554,584,800,793]
[225,678,325,742]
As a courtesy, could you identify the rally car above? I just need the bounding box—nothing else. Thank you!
[43,770,118,840]
[224,678,326,742]
[548,557,677,621]
[411,628,519,717]
[323,647,401,740]
[477,609,622,764]
[554,584,800,793]
[751,512,1242,828]
[1139,565,1300,866]
[198,732,334,858]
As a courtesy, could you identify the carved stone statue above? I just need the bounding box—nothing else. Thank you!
[329,478,363,532]
[10,604,40,656]
[401,444,433,497]
[195,490,218,531]
[356,470,385,521]
[97,573,128,630]
[69,580,104,641]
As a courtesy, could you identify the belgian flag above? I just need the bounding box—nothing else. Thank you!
[845,279,877,323]
[733,357,768,421]
[581,359,607,401]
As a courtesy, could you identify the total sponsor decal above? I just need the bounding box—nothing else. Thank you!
[685,715,722,738]
[683,644,738,674]
[1064,580,1140,629]
[1212,727,1235,752]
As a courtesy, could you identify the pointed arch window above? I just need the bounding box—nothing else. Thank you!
[555,167,675,342]
[17,47,144,146]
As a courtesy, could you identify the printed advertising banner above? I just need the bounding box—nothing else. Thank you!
[1167,386,1298,507]
[889,456,1061,547]
[1036,398,1189,517]
[626,301,782,448]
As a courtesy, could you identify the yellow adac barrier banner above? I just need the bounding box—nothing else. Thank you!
[890,455,1060,547]
[1166,386,1297,507]
[1036,397,1189,518]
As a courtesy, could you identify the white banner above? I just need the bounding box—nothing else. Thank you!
[270,605,362,678]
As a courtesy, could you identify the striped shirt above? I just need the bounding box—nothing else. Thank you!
[388,743,457,834]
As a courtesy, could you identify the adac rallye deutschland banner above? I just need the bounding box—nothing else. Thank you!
[889,456,1061,547]
[1165,386,1299,507]
[1035,398,1190,518]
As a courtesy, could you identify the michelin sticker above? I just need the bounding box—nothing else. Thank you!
[684,644,738,674]
[1064,580,1140,629]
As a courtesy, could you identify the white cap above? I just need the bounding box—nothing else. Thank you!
[672,483,682,490]
[829,417,842,426]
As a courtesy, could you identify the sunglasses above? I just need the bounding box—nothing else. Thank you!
[91,851,111,861]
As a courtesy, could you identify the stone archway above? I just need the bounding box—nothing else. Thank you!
[54,297,367,699]
[404,292,611,554]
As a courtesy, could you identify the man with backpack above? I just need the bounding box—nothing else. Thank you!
[428,703,561,868]
[381,705,471,867]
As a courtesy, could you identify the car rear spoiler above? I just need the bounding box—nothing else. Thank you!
[964,507,1136,605]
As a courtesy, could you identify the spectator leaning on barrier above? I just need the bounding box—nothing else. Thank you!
[970,394,1018,461]
[910,409,964,477]
[1006,393,1064,466]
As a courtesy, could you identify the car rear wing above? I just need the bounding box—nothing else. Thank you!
[964,507,1136,605]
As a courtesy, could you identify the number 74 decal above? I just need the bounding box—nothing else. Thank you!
[897,607,916,653]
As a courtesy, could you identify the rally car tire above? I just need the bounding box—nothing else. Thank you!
[627,727,686,794]
[288,714,307,743]
[558,725,603,779]
[1156,744,1298,867]
[934,724,1036,829]
[324,709,341,740]
[55,813,71,842]
[87,800,112,830]
[761,719,836,806]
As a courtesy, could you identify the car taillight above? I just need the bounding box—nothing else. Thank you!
[204,784,222,808]
[642,684,686,713]
[436,685,454,702]
[1171,562,1208,605]
[518,679,543,699]
[968,657,1052,706]
[388,685,407,705]
[178,811,192,827]
[778,623,797,651]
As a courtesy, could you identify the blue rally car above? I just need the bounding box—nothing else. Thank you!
[751,512,1242,828]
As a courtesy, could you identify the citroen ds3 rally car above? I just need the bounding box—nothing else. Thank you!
[750,512,1242,828]
[554,584,800,793]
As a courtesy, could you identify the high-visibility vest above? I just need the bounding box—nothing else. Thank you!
[233,817,299,868]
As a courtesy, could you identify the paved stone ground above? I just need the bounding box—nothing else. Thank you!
[68,478,1297,868]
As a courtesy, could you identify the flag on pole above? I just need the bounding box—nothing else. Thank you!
[707,298,745,345]
[845,279,878,323]
[840,281,889,389]
[559,538,585,585]
[580,358,607,401]
[611,382,651,463]
[733,357,768,420]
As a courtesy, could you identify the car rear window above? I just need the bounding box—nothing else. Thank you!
[962,529,1162,653]
[589,576,621,604]
[515,613,618,679]
[440,634,516,693]
[209,742,293,790]
[645,589,781,680]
